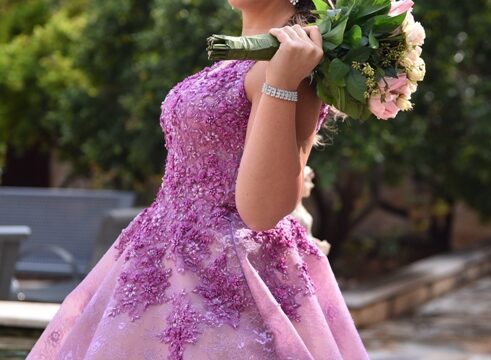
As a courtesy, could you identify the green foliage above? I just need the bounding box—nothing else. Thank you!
[205,0,410,120]
[402,0,491,218]
[312,0,329,12]
[0,0,239,198]
[0,0,51,43]
[50,0,239,194]
[314,0,407,120]
[310,0,491,252]
[0,1,91,153]
[1,0,490,240]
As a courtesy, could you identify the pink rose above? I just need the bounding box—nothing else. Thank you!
[369,96,400,120]
[385,73,411,97]
[389,0,414,16]
[368,73,411,120]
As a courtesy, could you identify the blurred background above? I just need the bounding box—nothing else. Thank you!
[0,0,490,359]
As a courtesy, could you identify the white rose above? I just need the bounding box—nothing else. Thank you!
[408,80,418,93]
[405,21,426,46]
[402,12,415,32]
[397,95,413,111]
[399,47,420,69]
[399,48,419,69]
[399,56,414,69]
[407,57,426,82]
[407,47,421,62]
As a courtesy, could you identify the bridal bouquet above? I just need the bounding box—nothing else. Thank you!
[206,0,426,121]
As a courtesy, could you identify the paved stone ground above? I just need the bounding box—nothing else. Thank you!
[360,276,491,360]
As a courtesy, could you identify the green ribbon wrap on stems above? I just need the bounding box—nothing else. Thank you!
[207,34,280,61]
[205,0,424,121]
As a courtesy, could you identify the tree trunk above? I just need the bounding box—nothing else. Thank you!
[428,200,455,252]
[311,168,367,260]
[329,170,366,259]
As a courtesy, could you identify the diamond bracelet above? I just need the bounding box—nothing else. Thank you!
[261,82,298,102]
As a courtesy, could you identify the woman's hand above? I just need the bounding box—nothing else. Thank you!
[266,24,324,90]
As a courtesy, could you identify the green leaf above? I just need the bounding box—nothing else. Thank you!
[316,80,328,102]
[337,86,347,110]
[345,25,362,48]
[319,58,331,74]
[360,36,369,47]
[360,105,373,120]
[372,12,406,34]
[323,16,349,49]
[384,66,398,77]
[368,30,379,48]
[375,66,385,80]
[353,0,391,21]
[326,8,343,22]
[317,77,335,104]
[318,17,332,34]
[343,92,365,119]
[346,68,368,103]
[312,0,328,12]
[328,58,351,87]
[336,0,356,7]
[344,46,372,62]
[326,78,345,110]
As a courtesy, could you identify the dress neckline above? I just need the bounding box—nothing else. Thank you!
[204,59,240,77]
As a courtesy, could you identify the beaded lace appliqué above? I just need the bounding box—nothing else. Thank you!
[103,59,330,359]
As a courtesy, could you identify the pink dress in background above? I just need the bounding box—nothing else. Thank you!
[26,59,369,359]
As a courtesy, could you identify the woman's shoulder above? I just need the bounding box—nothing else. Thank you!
[243,60,268,104]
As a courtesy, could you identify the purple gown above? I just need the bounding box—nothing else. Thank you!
[26,59,369,360]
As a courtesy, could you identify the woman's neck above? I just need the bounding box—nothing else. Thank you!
[240,4,295,36]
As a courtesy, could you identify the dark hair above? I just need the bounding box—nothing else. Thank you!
[286,0,318,26]
[286,0,342,148]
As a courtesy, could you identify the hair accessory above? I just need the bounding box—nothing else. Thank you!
[289,0,299,5]
[262,82,298,102]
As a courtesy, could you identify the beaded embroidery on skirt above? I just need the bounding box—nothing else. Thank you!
[26,59,368,360]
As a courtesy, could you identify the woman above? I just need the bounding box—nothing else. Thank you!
[27,0,369,359]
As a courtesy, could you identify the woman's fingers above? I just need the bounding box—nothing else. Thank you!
[282,26,302,41]
[270,25,323,66]
[302,25,323,49]
[291,24,312,43]
[271,25,322,48]
[269,28,293,43]
[267,25,323,86]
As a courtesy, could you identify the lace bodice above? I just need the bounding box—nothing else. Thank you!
[157,59,329,214]
[26,59,369,360]
[107,60,330,357]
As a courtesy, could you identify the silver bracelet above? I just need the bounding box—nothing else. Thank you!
[261,82,298,102]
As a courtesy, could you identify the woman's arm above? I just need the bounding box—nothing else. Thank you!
[235,24,324,231]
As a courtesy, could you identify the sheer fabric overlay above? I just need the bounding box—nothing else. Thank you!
[26,59,368,360]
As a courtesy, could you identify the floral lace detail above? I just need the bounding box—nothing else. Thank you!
[104,60,327,356]
[26,59,370,360]
[107,245,172,321]
[48,330,62,345]
[193,251,255,328]
[156,290,205,360]
[247,216,323,322]
[297,260,317,296]
[107,201,174,321]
